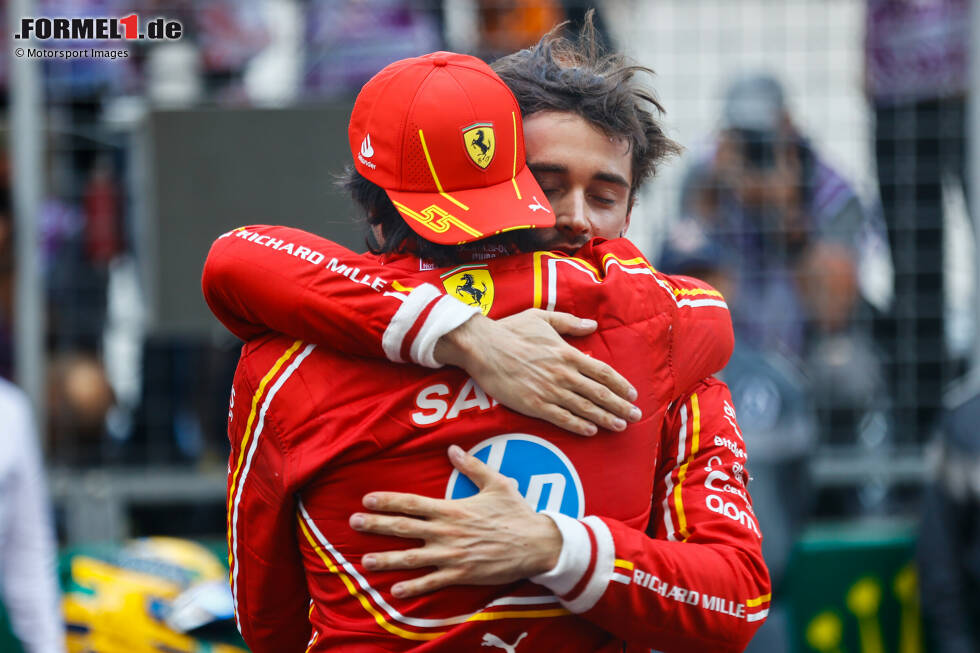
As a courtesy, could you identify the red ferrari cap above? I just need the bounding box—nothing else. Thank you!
[348,51,555,245]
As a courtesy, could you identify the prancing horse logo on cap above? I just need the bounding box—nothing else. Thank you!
[462,123,495,169]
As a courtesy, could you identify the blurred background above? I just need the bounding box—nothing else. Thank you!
[1,0,977,651]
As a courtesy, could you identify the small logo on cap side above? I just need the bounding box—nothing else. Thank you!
[358,134,376,169]
[462,123,495,169]
[528,196,551,213]
[360,134,374,158]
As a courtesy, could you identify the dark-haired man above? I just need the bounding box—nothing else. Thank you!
[205,24,768,653]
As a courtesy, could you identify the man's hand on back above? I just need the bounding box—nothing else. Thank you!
[349,445,562,598]
[433,309,641,437]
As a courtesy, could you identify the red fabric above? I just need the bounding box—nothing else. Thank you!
[592,379,770,653]
[203,226,404,355]
[210,225,767,652]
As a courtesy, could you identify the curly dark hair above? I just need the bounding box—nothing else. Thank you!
[491,10,681,205]
[341,166,542,266]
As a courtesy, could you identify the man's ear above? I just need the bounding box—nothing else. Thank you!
[366,223,385,249]
[371,223,385,245]
[621,206,633,238]
[621,187,639,237]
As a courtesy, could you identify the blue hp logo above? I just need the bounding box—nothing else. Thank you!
[445,434,585,518]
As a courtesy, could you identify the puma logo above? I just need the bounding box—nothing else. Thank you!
[481,631,528,652]
[528,196,550,213]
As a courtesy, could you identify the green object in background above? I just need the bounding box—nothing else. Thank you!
[0,602,24,653]
[784,519,922,653]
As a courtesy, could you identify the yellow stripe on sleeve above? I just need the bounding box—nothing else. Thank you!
[391,280,415,292]
[673,393,701,542]
[533,251,545,309]
[304,631,318,653]
[746,593,772,607]
[227,339,304,567]
[601,253,656,272]
[673,287,725,299]
[533,251,606,310]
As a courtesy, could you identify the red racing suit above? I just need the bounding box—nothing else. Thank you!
[205,226,770,652]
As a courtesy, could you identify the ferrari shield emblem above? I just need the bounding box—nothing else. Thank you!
[462,123,495,169]
[443,267,494,315]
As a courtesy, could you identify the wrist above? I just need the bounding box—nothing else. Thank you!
[530,512,589,596]
[433,313,485,368]
[529,512,563,574]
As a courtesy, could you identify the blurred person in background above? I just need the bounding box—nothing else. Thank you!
[0,147,117,462]
[0,379,65,653]
[474,0,565,57]
[664,73,889,458]
[45,352,115,465]
[303,0,443,98]
[461,0,612,62]
[917,383,980,653]
[41,148,120,464]
[193,0,270,102]
[865,0,969,445]
[671,73,870,360]
[303,0,612,82]
[661,71,895,645]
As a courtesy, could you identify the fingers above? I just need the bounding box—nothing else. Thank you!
[529,308,640,406]
[568,367,642,427]
[390,568,463,598]
[447,445,501,490]
[523,382,635,436]
[361,491,444,517]
[536,353,642,433]
[536,403,599,437]
[349,512,440,540]
[556,385,631,433]
[361,545,461,572]
[576,352,638,403]
[537,309,598,336]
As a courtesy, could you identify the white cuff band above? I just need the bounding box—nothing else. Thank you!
[562,516,615,613]
[411,295,480,368]
[382,284,440,363]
